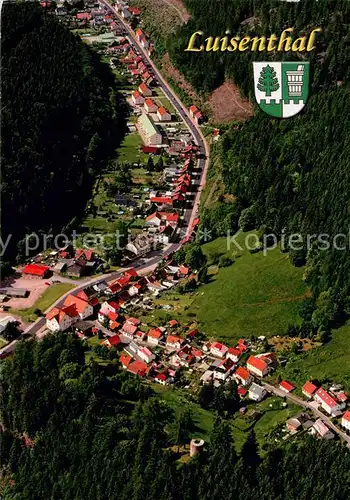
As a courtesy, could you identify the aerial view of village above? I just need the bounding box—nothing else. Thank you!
[1,0,349,498]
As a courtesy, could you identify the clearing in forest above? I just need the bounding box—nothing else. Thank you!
[208,81,253,123]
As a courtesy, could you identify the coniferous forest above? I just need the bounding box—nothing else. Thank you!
[166,0,350,336]
[1,334,349,499]
[1,3,121,260]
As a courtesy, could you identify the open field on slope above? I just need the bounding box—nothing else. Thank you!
[273,322,350,392]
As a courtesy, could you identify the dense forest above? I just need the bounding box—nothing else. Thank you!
[0,334,349,499]
[1,3,122,261]
[165,0,350,335]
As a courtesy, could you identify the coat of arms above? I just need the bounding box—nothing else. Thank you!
[253,62,310,118]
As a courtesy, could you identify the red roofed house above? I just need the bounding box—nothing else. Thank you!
[138,83,152,97]
[233,366,253,387]
[76,12,91,20]
[210,342,228,358]
[120,322,138,340]
[135,28,145,40]
[227,347,241,363]
[100,300,119,315]
[336,392,348,403]
[237,387,248,398]
[23,264,49,278]
[302,381,318,398]
[147,328,163,345]
[128,359,148,377]
[155,372,169,385]
[341,410,350,431]
[104,334,121,348]
[129,6,141,16]
[150,196,173,206]
[157,107,171,122]
[189,104,199,118]
[126,317,141,327]
[120,353,132,369]
[311,418,334,440]
[125,268,138,279]
[246,355,268,377]
[314,387,346,416]
[132,90,144,105]
[63,295,93,320]
[166,335,183,350]
[144,98,158,113]
[279,381,296,393]
[46,304,79,332]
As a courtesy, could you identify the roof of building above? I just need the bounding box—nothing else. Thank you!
[155,373,167,381]
[158,106,169,116]
[166,335,182,345]
[228,347,241,358]
[190,104,199,113]
[63,295,91,315]
[107,334,121,346]
[139,346,153,357]
[144,98,155,107]
[302,381,318,395]
[168,319,178,327]
[315,388,338,408]
[247,355,268,373]
[126,317,140,326]
[313,418,332,436]
[211,342,228,353]
[128,359,148,376]
[121,322,138,335]
[249,382,266,396]
[138,113,160,139]
[120,353,132,368]
[138,83,150,93]
[234,366,250,381]
[148,328,162,339]
[342,410,350,422]
[23,264,49,276]
[279,380,296,392]
[336,392,348,402]
[237,387,248,396]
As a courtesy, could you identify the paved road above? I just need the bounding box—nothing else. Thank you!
[1,7,210,356]
[99,0,210,237]
[263,381,350,446]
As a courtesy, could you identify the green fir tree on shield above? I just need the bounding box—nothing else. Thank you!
[257,65,279,96]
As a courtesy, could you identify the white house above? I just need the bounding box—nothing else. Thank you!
[246,355,269,377]
[144,98,158,113]
[248,383,267,402]
[138,346,155,364]
[233,366,253,387]
[63,295,93,320]
[131,90,144,105]
[100,300,119,315]
[210,342,228,358]
[147,328,163,345]
[46,305,77,332]
[166,335,183,350]
[341,411,350,431]
[157,107,171,121]
[314,388,346,416]
[137,113,162,146]
[212,358,235,382]
[227,347,241,363]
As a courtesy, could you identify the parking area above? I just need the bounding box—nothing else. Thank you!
[0,276,50,310]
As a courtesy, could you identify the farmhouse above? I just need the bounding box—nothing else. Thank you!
[137,113,162,146]
[246,355,268,377]
[314,387,346,416]
[227,347,241,363]
[23,264,50,278]
[104,335,122,348]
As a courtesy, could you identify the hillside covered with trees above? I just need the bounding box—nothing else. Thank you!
[1,3,122,260]
[0,334,349,499]
[165,0,350,337]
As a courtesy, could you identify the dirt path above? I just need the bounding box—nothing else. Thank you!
[160,0,190,23]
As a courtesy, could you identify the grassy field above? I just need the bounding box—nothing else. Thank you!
[10,283,75,322]
[155,232,308,343]
[117,132,148,164]
[275,321,350,392]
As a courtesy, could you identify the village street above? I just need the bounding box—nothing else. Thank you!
[262,381,350,446]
